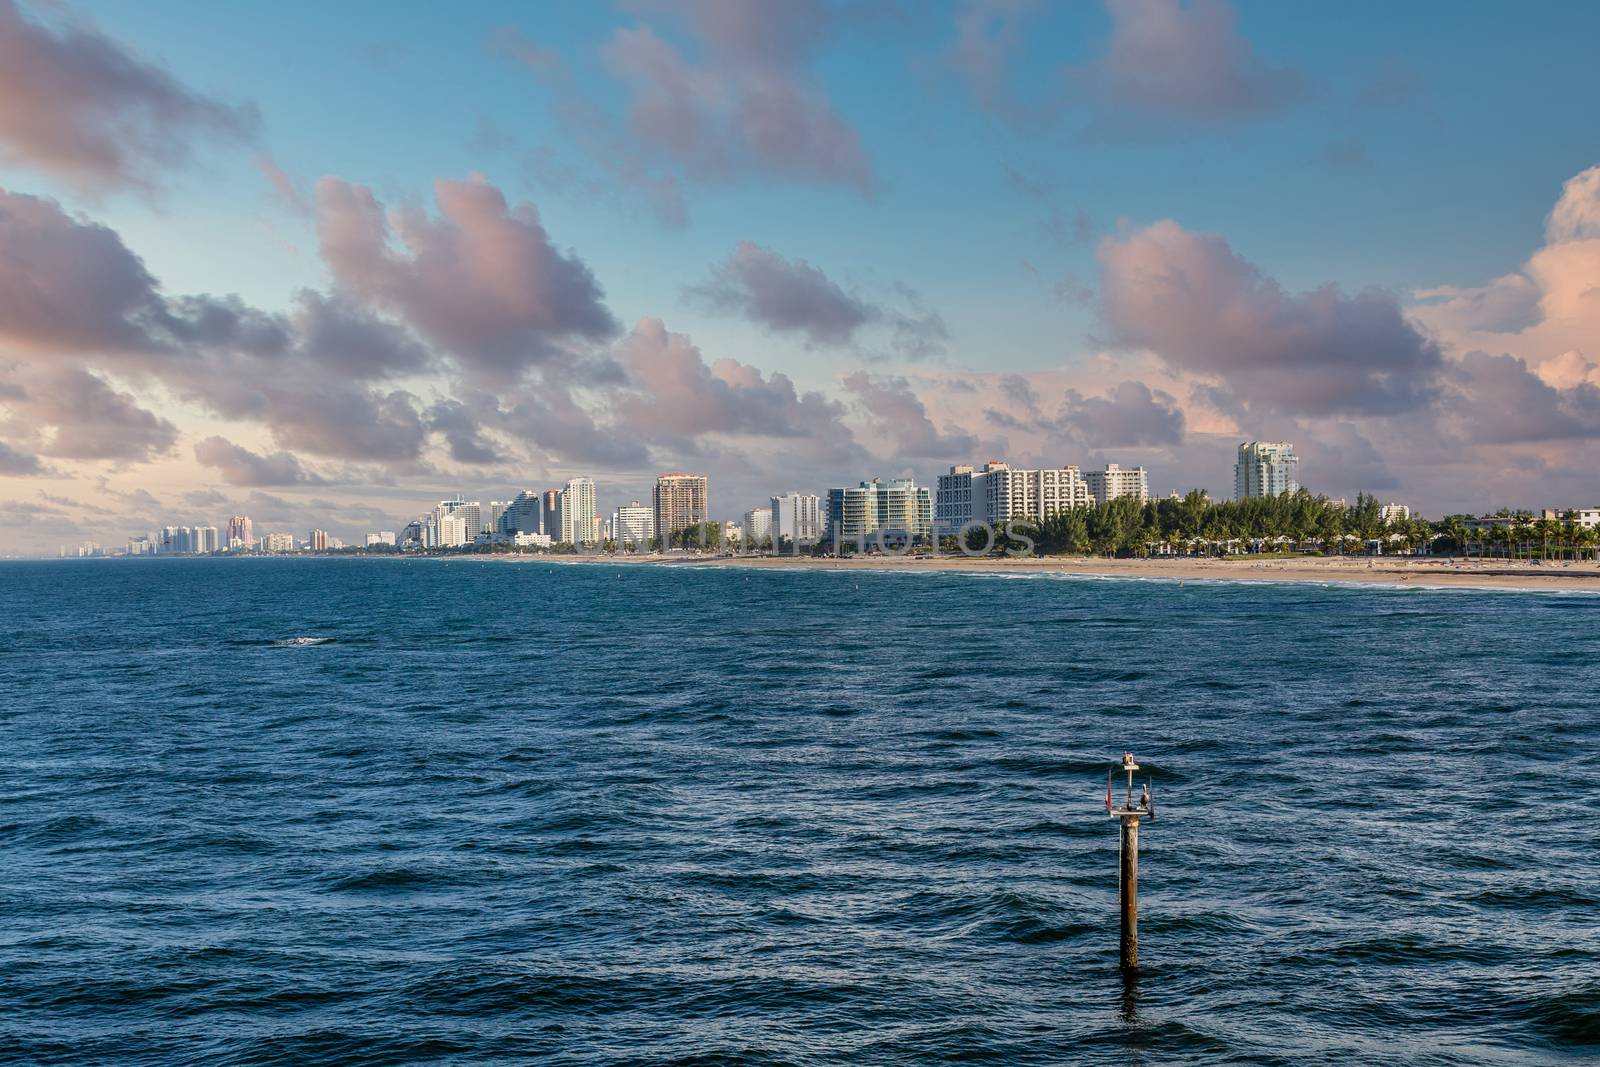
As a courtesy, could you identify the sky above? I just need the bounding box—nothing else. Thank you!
[2,0,1599,553]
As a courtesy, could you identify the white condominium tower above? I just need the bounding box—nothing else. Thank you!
[1234,441,1299,499]
[935,461,1093,532]
[612,500,655,546]
[1083,463,1149,505]
[826,478,933,541]
[654,472,708,541]
[743,507,772,544]
[770,492,821,543]
[561,477,598,544]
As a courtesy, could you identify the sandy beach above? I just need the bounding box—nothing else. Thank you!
[515,552,1600,592]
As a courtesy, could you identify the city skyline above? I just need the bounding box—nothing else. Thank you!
[5,2,1600,555]
[68,442,1463,557]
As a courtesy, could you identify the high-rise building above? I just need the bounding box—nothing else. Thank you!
[308,529,331,551]
[1083,464,1149,505]
[743,507,772,545]
[430,498,481,540]
[365,531,397,546]
[1380,503,1411,524]
[826,478,933,543]
[500,491,544,538]
[1234,441,1299,499]
[543,490,562,541]
[557,478,597,543]
[936,462,1094,532]
[654,472,708,543]
[484,501,509,539]
[612,500,655,547]
[226,515,254,549]
[265,532,295,553]
[770,493,822,543]
[194,525,220,553]
[437,515,468,547]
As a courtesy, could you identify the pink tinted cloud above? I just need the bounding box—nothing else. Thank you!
[193,435,322,486]
[1072,0,1305,131]
[0,0,256,193]
[0,365,175,461]
[315,174,617,380]
[0,186,168,353]
[1097,219,1442,416]
[615,317,858,453]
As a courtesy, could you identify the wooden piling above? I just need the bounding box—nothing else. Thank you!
[1119,812,1139,970]
[1107,751,1151,972]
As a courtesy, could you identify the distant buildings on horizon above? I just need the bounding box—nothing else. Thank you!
[79,437,1600,559]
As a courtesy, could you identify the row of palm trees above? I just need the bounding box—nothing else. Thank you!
[1012,490,1600,560]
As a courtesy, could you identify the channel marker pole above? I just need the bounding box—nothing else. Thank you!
[1106,751,1153,970]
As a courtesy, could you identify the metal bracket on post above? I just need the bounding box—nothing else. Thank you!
[1107,751,1154,971]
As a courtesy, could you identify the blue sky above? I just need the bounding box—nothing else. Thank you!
[3,0,1600,550]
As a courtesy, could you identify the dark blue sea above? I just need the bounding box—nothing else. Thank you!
[2,558,1597,1066]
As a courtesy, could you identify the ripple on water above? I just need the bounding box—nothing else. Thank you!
[0,556,1596,1066]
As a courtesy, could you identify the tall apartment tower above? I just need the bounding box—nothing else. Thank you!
[770,493,822,543]
[1234,441,1299,499]
[226,514,254,549]
[560,477,598,544]
[612,500,655,546]
[935,461,1094,532]
[654,472,708,543]
[1084,463,1149,505]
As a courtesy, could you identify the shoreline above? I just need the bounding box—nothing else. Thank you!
[493,552,1600,593]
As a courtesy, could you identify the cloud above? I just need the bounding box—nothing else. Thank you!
[0,438,43,475]
[497,2,871,222]
[0,186,169,352]
[0,186,294,360]
[1412,274,1542,334]
[0,0,256,192]
[841,372,977,459]
[689,241,948,357]
[689,241,871,344]
[602,2,872,190]
[1447,351,1600,444]
[193,435,323,486]
[249,386,427,462]
[1408,163,1600,377]
[1547,165,1600,243]
[0,366,176,460]
[289,290,433,380]
[426,400,501,464]
[254,152,309,215]
[615,317,859,456]
[1097,219,1443,416]
[1072,0,1305,131]
[315,174,618,380]
[942,0,1047,124]
[1059,380,1186,446]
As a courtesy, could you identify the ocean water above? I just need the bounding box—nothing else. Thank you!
[1,557,1597,1066]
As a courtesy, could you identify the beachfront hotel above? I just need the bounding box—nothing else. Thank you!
[654,472,709,542]
[560,478,598,544]
[1084,463,1149,505]
[935,461,1097,532]
[826,478,933,542]
[1234,441,1299,499]
[771,493,822,543]
[612,501,655,547]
